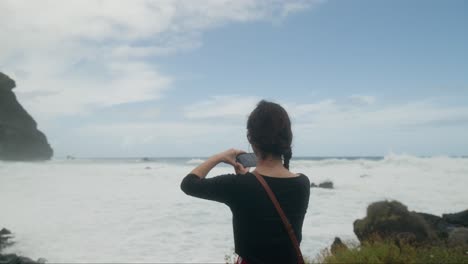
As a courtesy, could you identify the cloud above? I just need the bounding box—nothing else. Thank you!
[290,98,468,130]
[0,0,321,119]
[53,95,468,156]
[14,62,171,118]
[349,95,376,105]
[184,95,260,120]
[185,95,468,130]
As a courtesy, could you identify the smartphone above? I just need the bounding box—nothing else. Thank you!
[236,153,257,167]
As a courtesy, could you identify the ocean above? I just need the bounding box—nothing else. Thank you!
[1,155,467,263]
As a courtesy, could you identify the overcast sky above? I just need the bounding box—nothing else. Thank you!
[1,0,467,157]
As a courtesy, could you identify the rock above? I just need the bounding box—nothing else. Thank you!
[311,181,334,189]
[319,181,334,189]
[0,254,38,264]
[353,201,437,244]
[0,72,53,161]
[0,228,40,263]
[447,227,468,248]
[0,228,14,251]
[443,210,468,227]
[330,237,348,255]
[0,229,11,236]
[36,258,47,264]
[416,212,454,240]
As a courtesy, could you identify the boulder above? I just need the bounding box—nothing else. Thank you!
[311,181,334,189]
[353,201,437,244]
[443,210,468,227]
[330,237,348,255]
[447,227,468,248]
[0,229,40,263]
[0,228,14,252]
[0,254,38,264]
[319,181,334,189]
[0,72,53,161]
[0,229,11,236]
[416,212,454,240]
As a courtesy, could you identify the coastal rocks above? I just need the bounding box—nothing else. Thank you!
[0,229,11,236]
[353,201,436,244]
[443,210,468,227]
[354,200,468,246]
[310,181,334,189]
[330,237,348,255]
[447,228,468,248]
[0,72,53,161]
[0,228,13,251]
[0,228,41,264]
[416,212,454,239]
[0,254,38,264]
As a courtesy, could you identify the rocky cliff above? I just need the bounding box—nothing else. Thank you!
[0,72,53,160]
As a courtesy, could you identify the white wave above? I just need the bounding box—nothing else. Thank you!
[186,158,205,165]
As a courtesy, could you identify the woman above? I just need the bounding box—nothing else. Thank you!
[181,100,310,264]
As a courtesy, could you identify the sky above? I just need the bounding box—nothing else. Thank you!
[1,0,467,157]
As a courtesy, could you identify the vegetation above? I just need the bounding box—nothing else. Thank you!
[311,239,468,264]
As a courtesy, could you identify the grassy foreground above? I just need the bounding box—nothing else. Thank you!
[310,240,468,264]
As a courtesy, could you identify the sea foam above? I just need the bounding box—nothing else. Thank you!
[0,155,467,262]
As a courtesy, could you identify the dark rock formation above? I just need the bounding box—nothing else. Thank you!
[311,181,334,189]
[443,210,468,227]
[447,227,468,248]
[353,201,437,244]
[354,200,468,248]
[0,254,38,264]
[1,228,40,264]
[0,228,11,236]
[330,237,348,255]
[0,228,14,251]
[416,212,454,240]
[0,72,53,161]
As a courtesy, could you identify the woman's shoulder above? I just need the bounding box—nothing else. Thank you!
[245,171,310,183]
[294,173,311,184]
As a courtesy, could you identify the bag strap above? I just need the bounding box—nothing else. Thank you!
[252,171,305,264]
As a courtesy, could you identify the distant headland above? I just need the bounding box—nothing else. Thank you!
[0,72,53,161]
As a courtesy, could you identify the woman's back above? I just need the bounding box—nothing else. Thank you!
[181,172,310,264]
[231,173,310,264]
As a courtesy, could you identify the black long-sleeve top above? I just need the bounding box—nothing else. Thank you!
[181,172,310,264]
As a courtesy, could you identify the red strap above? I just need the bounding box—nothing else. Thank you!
[252,171,305,264]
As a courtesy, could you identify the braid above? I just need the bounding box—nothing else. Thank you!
[283,147,292,170]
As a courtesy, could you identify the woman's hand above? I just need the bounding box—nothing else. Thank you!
[216,148,249,175]
[234,162,250,175]
[190,148,246,179]
[215,148,246,167]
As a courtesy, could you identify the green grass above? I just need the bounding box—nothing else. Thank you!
[311,240,468,264]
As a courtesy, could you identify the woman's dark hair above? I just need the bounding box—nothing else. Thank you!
[247,100,293,170]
